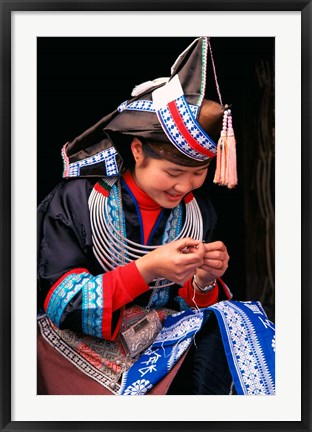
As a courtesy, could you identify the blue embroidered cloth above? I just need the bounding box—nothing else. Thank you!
[119,301,275,395]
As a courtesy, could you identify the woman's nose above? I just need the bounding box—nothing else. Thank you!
[174,177,193,193]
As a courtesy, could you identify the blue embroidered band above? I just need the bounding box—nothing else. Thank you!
[81,274,104,338]
[46,272,91,327]
[117,99,199,119]
[156,95,216,161]
[210,301,275,395]
[67,147,119,177]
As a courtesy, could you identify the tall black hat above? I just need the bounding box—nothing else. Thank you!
[62,37,237,188]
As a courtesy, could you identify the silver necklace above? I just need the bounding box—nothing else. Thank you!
[88,178,203,288]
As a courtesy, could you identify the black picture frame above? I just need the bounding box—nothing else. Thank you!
[1,1,311,431]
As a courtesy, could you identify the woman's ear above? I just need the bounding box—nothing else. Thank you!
[130,138,144,164]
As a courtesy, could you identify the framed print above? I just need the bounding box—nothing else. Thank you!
[1,1,311,431]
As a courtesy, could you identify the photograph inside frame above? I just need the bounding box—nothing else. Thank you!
[36,36,275,396]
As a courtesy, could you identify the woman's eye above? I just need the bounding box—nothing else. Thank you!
[166,172,179,177]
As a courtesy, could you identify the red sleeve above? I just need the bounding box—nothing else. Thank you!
[178,277,232,309]
[101,262,150,340]
[178,279,219,308]
[104,261,150,312]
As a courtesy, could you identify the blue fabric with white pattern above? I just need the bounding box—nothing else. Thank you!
[67,147,119,177]
[46,272,104,338]
[119,300,275,395]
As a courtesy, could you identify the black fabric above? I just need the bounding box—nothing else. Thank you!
[167,315,236,395]
[37,177,218,325]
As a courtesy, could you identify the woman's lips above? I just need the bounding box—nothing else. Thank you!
[165,191,184,201]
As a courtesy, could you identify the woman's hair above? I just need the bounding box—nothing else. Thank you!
[140,138,212,168]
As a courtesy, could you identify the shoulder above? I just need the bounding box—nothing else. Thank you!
[38,178,96,218]
[192,187,217,221]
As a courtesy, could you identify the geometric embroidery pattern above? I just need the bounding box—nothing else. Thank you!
[81,274,104,338]
[46,272,91,328]
[119,302,275,396]
[119,309,203,395]
[156,95,217,161]
[154,311,203,345]
[37,315,120,394]
[209,301,275,395]
[67,147,119,177]
[118,99,155,112]
[117,98,199,118]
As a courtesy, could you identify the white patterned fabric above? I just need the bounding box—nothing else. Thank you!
[66,147,119,177]
[155,95,216,161]
[209,301,275,395]
[119,301,275,395]
[117,98,200,118]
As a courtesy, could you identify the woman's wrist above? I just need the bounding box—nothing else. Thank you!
[135,254,158,284]
[192,274,217,293]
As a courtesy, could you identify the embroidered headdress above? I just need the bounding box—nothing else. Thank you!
[62,37,237,188]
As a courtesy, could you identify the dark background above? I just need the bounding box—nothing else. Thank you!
[37,37,275,319]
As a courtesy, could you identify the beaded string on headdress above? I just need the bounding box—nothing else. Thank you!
[208,38,238,189]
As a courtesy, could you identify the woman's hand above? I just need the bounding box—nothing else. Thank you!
[195,241,229,287]
[136,237,206,286]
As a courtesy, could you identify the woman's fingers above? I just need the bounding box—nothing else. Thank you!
[137,238,230,286]
[154,238,204,284]
[203,242,229,266]
[195,241,230,283]
[203,240,227,252]
[175,237,201,253]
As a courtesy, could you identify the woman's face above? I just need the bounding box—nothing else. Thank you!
[131,139,209,209]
